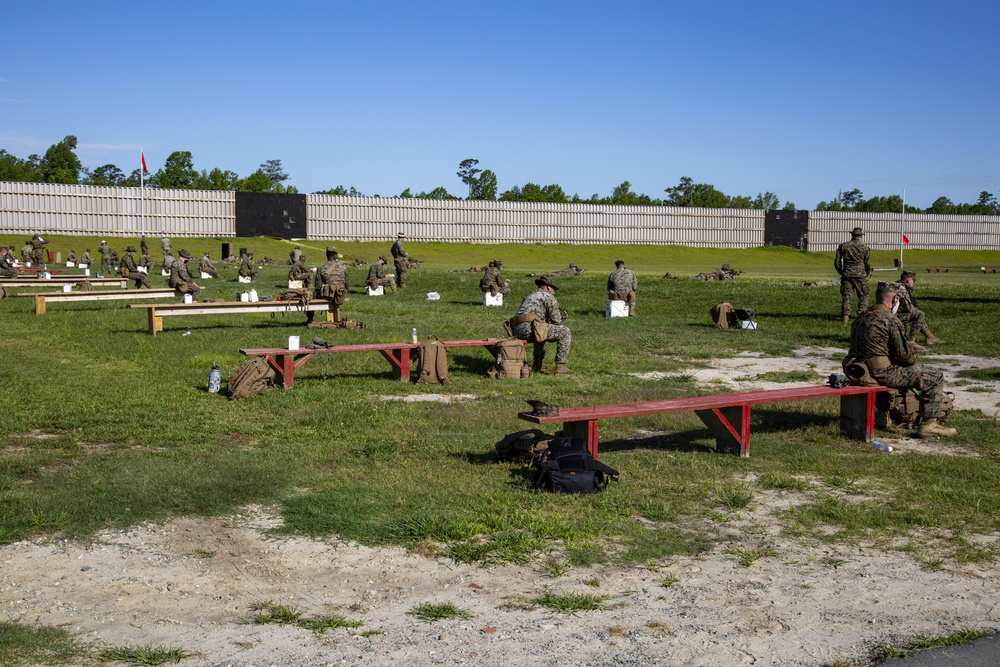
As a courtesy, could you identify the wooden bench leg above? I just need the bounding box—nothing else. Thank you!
[840,391,876,441]
[695,405,751,457]
[147,309,162,336]
[563,420,600,459]
[34,295,46,315]
[381,348,412,382]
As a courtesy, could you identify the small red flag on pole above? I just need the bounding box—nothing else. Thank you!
[141,151,149,174]
[902,235,910,244]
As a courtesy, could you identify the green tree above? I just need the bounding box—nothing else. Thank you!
[195,167,241,191]
[664,176,695,206]
[260,159,288,187]
[416,186,457,200]
[151,151,198,189]
[41,135,82,184]
[751,192,780,209]
[0,149,43,182]
[398,188,413,198]
[470,169,497,200]
[610,181,640,205]
[82,164,126,186]
[457,158,481,198]
[782,201,797,211]
[926,196,955,214]
[689,183,730,208]
[238,170,272,192]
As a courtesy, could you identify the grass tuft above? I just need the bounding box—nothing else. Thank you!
[532,591,608,614]
[408,603,473,623]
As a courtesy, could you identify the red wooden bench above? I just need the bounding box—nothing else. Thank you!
[240,338,525,388]
[518,385,893,458]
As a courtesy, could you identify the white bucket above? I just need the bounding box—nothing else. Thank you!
[239,292,250,302]
[741,320,758,330]
[249,290,259,302]
[183,294,193,304]
[62,285,73,292]
[43,272,51,280]
[238,275,252,284]
[288,335,300,350]
[483,292,503,306]
[367,285,384,296]
[66,261,75,267]
[201,272,213,280]
[605,300,628,318]
[84,268,91,277]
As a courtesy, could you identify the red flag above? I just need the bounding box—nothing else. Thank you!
[141,151,149,174]
[902,235,910,244]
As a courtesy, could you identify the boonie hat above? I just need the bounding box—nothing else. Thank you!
[126,245,137,252]
[851,227,864,236]
[179,249,193,259]
[534,275,559,290]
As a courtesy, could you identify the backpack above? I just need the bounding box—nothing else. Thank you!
[487,338,529,379]
[0,285,6,299]
[76,280,94,292]
[710,302,737,329]
[495,429,555,466]
[532,437,619,494]
[414,337,451,385]
[226,358,275,400]
[878,389,955,428]
[278,288,312,306]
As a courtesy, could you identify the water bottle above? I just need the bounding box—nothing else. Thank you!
[411,327,418,344]
[208,363,221,393]
[872,441,893,452]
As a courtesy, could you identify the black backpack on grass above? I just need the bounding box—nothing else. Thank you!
[532,436,619,494]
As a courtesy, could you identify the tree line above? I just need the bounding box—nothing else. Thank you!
[2,138,997,214]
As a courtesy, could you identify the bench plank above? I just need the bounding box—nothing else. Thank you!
[0,278,128,288]
[17,289,181,315]
[519,385,891,458]
[128,301,334,336]
[240,338,521,387]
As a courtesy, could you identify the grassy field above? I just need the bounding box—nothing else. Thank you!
[1,235,999,570]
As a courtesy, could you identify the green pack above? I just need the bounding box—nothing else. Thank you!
[415,337,451,385]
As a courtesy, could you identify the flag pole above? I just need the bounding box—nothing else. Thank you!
[899,189,905,269]
[140,150,145,235]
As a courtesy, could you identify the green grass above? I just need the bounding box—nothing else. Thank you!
[407,603,473,623]
[246,601,363,635]
[96,644,190,666]
[1,238,999,572]
[532,591,608,614]
[871,627,992,662]
[0,622,85,666]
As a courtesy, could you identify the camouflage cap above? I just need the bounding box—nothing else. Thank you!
[721,263,732,270]
[126,245,137,253]
[494,258,503,265]
[876,281,898,294]
[851,227,864,236]
[900,270,916,281]
[179,249,193,259]
[534,275,559,290]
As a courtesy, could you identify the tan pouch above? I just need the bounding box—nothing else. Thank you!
[531,319,549,343]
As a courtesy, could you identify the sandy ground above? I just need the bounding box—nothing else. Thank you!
[3,349,999,667]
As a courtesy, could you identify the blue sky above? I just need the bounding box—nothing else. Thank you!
[2,0,997,209]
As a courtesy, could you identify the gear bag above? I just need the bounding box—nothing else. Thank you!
[532,436,619,494]
[495,429,555,466]
[487,338,529,379]
[278,287,312,306]
[710,302,738,329]
[414,336,451,385]
[226,357,275,400]
[881,388,954,427]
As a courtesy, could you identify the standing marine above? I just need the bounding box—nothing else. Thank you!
[607,259,638,316]
[30,234,47,267]
[98,240,113,276]
[506,275,575,376]
[845,282,956,438]
[390,232,409,288]
[834,226,872,322]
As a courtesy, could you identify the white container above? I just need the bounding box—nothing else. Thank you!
[741,320,758,330]
[161,269,169,276]
[483,292,503,306]
[288,335,300,350]
[43,272,51,279]
[239,292,250,302]
[183,294,193,304]
[62,285,73,292]
[238,275,252,284]
[66,261,75,267]
[137,266,147,274]
[288,279,303,289]
[201,272,213,280]
[606,300,628,317]
[367,285,384,296]
[249,290,259,302]
[84,268,90,276]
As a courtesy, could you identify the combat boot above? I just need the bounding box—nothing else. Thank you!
[918,419,957,438]
[628,304,636,317]
[554,363,576,376]
[909,339,927,351]
[842,315,850,323]
[925,332,945,345]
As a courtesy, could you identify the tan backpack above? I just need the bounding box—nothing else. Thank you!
[414,337,451,384]
[710,302,737,329]
[487,338,529,379]
[227,358,275,400]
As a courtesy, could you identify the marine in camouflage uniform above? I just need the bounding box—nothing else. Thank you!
[199,252,221,279]
[480,259,510,297]
[30,235,47,266]
[168,250,202,301]
[238,253,260,280]
[0,247,18,278]
[607,260,638,316]
[390,232,408,288]
[892,270,944,350]
[846,281,955,437]
[120,246,151,288]
[834,227,872,321]
[66,250,77,263]
[508,275,575,375]
[367,256,397,294]
[288,254,312,289]
[21,242,32,264]
[311,246,349,322]
[98,241,113,276]
[548,263,584,277]
[140,234,149,256]
[160,237,171,261]
[80,249,92,267]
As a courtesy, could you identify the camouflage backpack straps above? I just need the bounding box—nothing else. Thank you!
[227,357,275,400]
[488,338,529,379]
[415,336,451,385]
[495,429,554,466]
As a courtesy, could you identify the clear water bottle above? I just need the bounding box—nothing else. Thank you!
[872,441,893,452]
[411,327,418,344]
[208,363,221,393]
